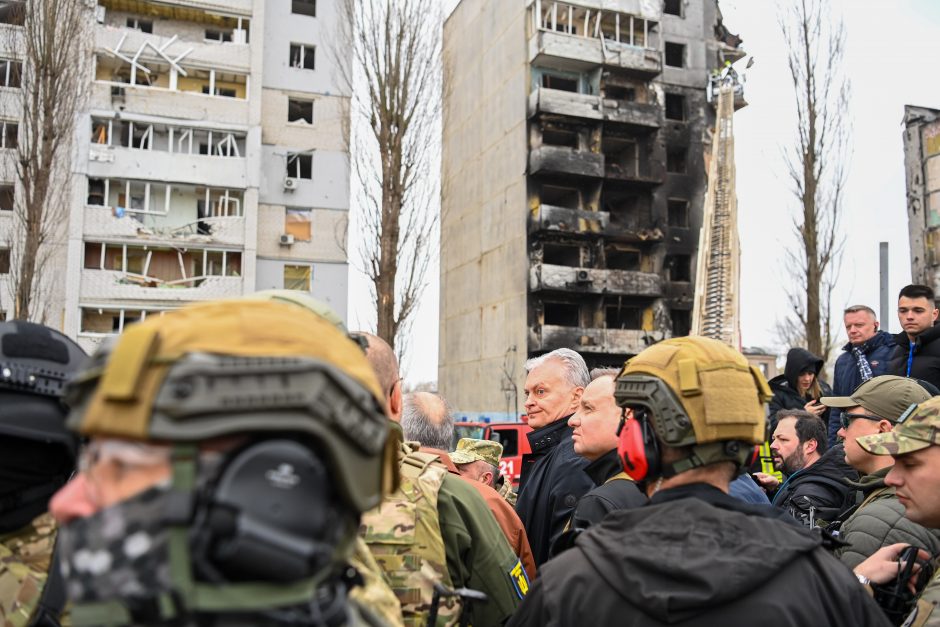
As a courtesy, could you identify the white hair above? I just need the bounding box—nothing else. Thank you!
[524,348,590,388]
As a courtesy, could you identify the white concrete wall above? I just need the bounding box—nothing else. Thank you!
[254,257,348,322]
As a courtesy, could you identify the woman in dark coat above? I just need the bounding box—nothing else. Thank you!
[768,347,832,431]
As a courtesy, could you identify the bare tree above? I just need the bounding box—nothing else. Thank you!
[336,0,441,361]
[778,0,850,368]
[0,0,89,321]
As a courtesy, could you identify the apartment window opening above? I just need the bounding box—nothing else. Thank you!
[542,243,581,266]
[292,0,316,17]
[543,302,580,327]
[290,43,316,70]
[0,59,21,88]
[287,153,313,179]
[288,99,314,123]
[665,93,686,121]
[665,254,691,281]
[126,18,153,33]
[668,199,689,227]
[666,147,687,174]
[665,42,685,68]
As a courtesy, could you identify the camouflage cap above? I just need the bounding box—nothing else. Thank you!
[820,375,932,421]
[450,437,503,467]
[857,396,940,456]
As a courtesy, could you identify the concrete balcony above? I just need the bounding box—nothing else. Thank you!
[88,144,247,189]
[528,88,661,129]
[80,269,242,303]
[530,324,669,355]
[529,263,661,296]
[96,25,250,74]
[529,31,662,76]
[528,204,665,243]
[91,83,249,126]
[603,159,665,186]
[83,206,246,247]
[529,145,603,178]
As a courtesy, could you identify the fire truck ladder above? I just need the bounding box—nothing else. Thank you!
[691,84,741,347]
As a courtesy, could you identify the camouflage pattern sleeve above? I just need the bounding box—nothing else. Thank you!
[348,536,405,627]
[0,514,58,627]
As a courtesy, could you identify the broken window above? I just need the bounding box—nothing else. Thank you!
[542,243,581,266]
[668,199,689,227]
[288,99,314,124]
[0,122,17,149]
[604,192,650,230]
[541,124,579,149]
[665,254,691,281]
[0,2,24,26]
[0,59,20,88]
[605,247,641,271]
[665,42,685,68]
[284,264,312,291]
[84,242,104,269]
[541,73,578,92]
[81,308,122,333]
[285,208,313,241]
[671,309,691,336]
[666,147,687,174]
[205,29,233,43]
[543,302,580,327]
[665,93,686,121]
[287,153,313,179]
[0,184,13,211]
[290,43,315,70]
[87,179,106,206]
[602,134,639,177]
[604,84,635,101]
[605,300,642,329]
[202,85,237,98]
[126,18,153,33]
[292,0,316,17]
[664,0,683,17]
[0,248,9,274]
[539,184,580,210]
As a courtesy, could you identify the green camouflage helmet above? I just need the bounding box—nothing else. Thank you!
[857,395,940,456]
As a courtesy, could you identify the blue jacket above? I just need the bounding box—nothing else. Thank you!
[828,331,896,445]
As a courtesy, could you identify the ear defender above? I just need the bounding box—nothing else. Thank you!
[617,408,660,481]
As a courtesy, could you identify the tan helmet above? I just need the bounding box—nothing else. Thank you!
[615,336,771,476]
[66,299,394,513]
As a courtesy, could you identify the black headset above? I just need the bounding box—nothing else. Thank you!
[189,438,353,585]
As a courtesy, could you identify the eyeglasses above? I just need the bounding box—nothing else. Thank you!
[839,412,887,430]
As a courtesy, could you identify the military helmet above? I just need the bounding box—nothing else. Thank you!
[0,320,87,451]
[247,289,347,332]
[65,299,393,513]
[615,336,771,476]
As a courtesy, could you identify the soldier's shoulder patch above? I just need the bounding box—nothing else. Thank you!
[508,559,529,600]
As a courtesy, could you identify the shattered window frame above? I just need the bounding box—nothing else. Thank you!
[289,43,316,70]
[288,98,314,124]
[283,264,312,291]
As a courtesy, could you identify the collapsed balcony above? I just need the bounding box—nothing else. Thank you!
[81,241,243,302]
[529,263,661,297]
[85,177,246,245]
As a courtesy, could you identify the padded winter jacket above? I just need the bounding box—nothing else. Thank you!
[770,444,857,526]
[890,324,940,391]
[828,331,896,445]
[833,466,940,570]
[768,347,831,432]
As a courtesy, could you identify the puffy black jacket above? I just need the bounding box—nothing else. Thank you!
[771,444,857,525]
[889,324,940,390]
[551,449,647,556]
[768,348,831,431]
[515,418,593,567]
[508,483,891,627]
[832,466,940,570]
[828,331,896,445]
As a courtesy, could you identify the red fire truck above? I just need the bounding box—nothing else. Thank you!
[452,421,532,487]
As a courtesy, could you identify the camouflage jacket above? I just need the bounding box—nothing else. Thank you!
[906,561,940,627]
[0,513,66,627]
[348,536,405,627]
[497,477,517,508]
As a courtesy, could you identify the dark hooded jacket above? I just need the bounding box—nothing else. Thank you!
[770,443,857,526]
[515,418,594,567]
[828,331,896,445]
[889,324,940,391]
[768,348,832,431]
[508,483,890,627]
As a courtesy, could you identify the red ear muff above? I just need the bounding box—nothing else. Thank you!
[745,444,760,469]
[617,410,658,481]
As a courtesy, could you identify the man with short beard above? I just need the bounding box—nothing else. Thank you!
[755,410,857,526]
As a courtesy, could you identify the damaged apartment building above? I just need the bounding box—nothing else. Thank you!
[440,0,743,419]
[0,0,350,352]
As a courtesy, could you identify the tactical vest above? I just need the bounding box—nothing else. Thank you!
[361,451,460,627]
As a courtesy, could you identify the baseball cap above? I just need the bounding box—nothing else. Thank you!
[857,396,940,456]
[450,437,503,467]
[820,375,931,421]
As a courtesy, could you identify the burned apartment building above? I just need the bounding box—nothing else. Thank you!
[440,0,743,419]
[0,0,350,352]
[903,105,940,297]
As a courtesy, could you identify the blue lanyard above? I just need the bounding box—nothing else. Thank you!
[907,342,916,377]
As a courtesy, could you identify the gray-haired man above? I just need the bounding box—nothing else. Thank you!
[515,348,595,567]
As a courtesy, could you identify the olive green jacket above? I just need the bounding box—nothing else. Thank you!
[438,472,524,626]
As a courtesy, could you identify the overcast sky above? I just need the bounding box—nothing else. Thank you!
[347,0,940,384]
